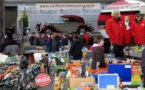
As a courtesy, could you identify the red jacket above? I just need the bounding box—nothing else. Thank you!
[106,17,124,45]
[132,19,145,45]
[122,22,133,45]
[83,34,90,44]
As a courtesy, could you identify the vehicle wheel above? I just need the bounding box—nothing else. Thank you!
[79,27,86,34]
[45,28,52,34]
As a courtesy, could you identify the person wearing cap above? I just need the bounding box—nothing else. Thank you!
[106,10,125,60]
[0,31,20,52]
[122,16,133,45]
[132,13,145,45]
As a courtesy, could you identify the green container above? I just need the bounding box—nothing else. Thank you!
[131,74,141,85]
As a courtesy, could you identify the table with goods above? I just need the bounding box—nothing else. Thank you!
[0,45,145,90]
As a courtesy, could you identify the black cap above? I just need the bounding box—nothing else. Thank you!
[136,13,142,17]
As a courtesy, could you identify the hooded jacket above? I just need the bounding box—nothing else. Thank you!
[106,17,124,45]
[132,19,145,45]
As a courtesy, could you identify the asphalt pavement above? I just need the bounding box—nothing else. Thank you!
[0,78,68,90]
[37,78,68,90]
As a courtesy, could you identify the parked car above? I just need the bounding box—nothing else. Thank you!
[36,15,94,34]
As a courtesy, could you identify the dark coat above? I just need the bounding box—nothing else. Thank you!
[45,38,59,52]
[0,38,20,52]
[55,35,61,47]
[91,46,105,69]
[20,56,29,69]
[88,36,94,46]
[33,37,40,46]
[40,37,47,46]
[69,39,83,59]
[29,36,35,45]
[78,35,86,46]
[61,38,68,46]
[141,49,145,68]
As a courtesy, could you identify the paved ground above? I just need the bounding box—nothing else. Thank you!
[0,78,68,90]
[10,36,68,90]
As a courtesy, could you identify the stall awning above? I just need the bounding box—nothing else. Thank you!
[101,0,140,12]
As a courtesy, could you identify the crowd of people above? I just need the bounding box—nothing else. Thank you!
[106,10,145,60]
[28,31,106,67]
[106,10,145,87]
[1,9,145,88]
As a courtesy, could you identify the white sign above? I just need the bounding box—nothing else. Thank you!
[102,4,140,12]
[36,3,100,10]
[17,4,101,32]
[18,5,101,15]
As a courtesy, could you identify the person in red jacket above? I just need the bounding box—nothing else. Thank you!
[83,33,90,45]
[106,10,125,59]
[132,13,145,45]
[123,16,133,45]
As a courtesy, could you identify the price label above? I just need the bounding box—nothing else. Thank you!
[106,85,115,89]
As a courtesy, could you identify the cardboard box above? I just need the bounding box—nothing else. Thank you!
[69,77,95,88]
[54,77,60,90]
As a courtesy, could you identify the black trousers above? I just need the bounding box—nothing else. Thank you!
[142,67,145,87]
[104,38,111,53]
[73,56,82,60]
[113,44,124,58]
[44,65,49,74]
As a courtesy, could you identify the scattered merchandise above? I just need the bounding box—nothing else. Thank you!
[0,46,144,90]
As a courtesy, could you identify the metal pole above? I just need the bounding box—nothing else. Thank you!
[0,0,4,43]
[21,21,24,55]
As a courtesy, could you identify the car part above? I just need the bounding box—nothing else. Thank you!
[44,28,52,34]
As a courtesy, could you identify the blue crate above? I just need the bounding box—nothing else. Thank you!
[98,74,119,89]
[108,64,132,82]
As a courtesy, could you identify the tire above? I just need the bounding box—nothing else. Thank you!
[79,27,86,34]
[45,28,52,34]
